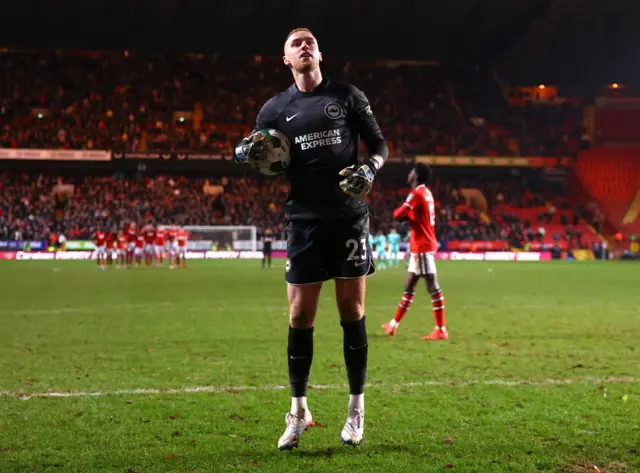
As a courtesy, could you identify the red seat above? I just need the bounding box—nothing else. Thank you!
[573,147,640,237]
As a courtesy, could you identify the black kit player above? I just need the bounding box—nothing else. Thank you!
[234,28,388,450]
[262,228,274,269]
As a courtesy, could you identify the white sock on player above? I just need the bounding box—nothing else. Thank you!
[342,393,365,445]
[348,393,364,415]
[291,396,309,416]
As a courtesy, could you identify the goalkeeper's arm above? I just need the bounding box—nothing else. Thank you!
[338,85,389,199]
[357,112,388,174]
[351,85,389,172]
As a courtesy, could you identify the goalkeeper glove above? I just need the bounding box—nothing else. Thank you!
[234,132,268,165]
[339,159,381,200]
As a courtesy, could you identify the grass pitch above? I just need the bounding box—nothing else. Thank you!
[0,260,638,473]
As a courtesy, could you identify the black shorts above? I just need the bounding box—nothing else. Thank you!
[286,212,376,285]
[263,241,272,255]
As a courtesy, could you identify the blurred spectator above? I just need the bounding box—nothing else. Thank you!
[0,169,595,251]
[0,50,581,157]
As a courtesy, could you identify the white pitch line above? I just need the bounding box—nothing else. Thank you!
[7,301,633,317]
[1,303,288,317]
[2,377,637,401]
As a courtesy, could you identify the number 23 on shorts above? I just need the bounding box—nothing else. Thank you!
[345,238,367,264]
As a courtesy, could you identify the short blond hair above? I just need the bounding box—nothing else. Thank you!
[285,28,314,45]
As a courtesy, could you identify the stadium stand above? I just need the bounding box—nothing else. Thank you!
[572,147,640,240]
[0,50,582,157]
[0,168,601,255]
[0,49,613,256]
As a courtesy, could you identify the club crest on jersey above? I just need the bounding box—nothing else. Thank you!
[325,102,344,119]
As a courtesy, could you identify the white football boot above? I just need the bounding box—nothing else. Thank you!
[277,411,313,450]
[340,407,364,446]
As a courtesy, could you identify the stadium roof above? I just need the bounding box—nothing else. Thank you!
[2,0,638,84]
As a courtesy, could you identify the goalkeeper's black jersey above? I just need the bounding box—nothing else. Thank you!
[255,78,388,221]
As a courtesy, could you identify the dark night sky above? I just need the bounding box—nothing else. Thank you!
[1,0,639,85]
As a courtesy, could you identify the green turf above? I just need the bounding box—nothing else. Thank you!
[0,260,638,473]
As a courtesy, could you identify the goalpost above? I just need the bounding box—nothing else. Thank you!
[182,225,258,252]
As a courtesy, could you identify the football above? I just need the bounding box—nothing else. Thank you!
[247,129,291,176]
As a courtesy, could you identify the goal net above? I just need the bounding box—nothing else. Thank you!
[182,225,258,252]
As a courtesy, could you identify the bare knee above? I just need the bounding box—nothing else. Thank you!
[288,283,322,328]
[404,273,420,293]
[425,274,440,294]
[337,298,364,323]
[335,277,366,323]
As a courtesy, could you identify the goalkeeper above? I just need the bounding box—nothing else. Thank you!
[234,28,388,450]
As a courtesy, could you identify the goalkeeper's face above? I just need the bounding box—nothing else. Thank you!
[284,31,322,73]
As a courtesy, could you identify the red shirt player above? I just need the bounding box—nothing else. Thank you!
[155,226,166,266]
[94,229,107,249]
[126,223,138,251]
[106,232,116,250]
[176,229,187,248]
[135,234,145,250]
[166,226,177,246]
[166,226,178,269]
[141,224,155,267]
[175,228,188,269]
[155,226,166,250]
[125,223,138,267]
[143,225,156,249]
[117,232,127,251]
[382,163,448,341]
[134,232,145,267]
[94,229,107,269]
[117,231,127,267]
[105,231,116,267]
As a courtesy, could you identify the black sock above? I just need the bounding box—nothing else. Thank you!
[341,316,368,395]
[288,326,314,397]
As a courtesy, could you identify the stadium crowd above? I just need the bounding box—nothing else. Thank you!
[0,50,584,157]
[0,49,598,252]
[0,170,596,252]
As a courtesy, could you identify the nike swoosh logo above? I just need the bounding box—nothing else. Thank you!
[355,260,368,267]
[349,344,368,350]
[286,113,300,122]
[289,355,308,360]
